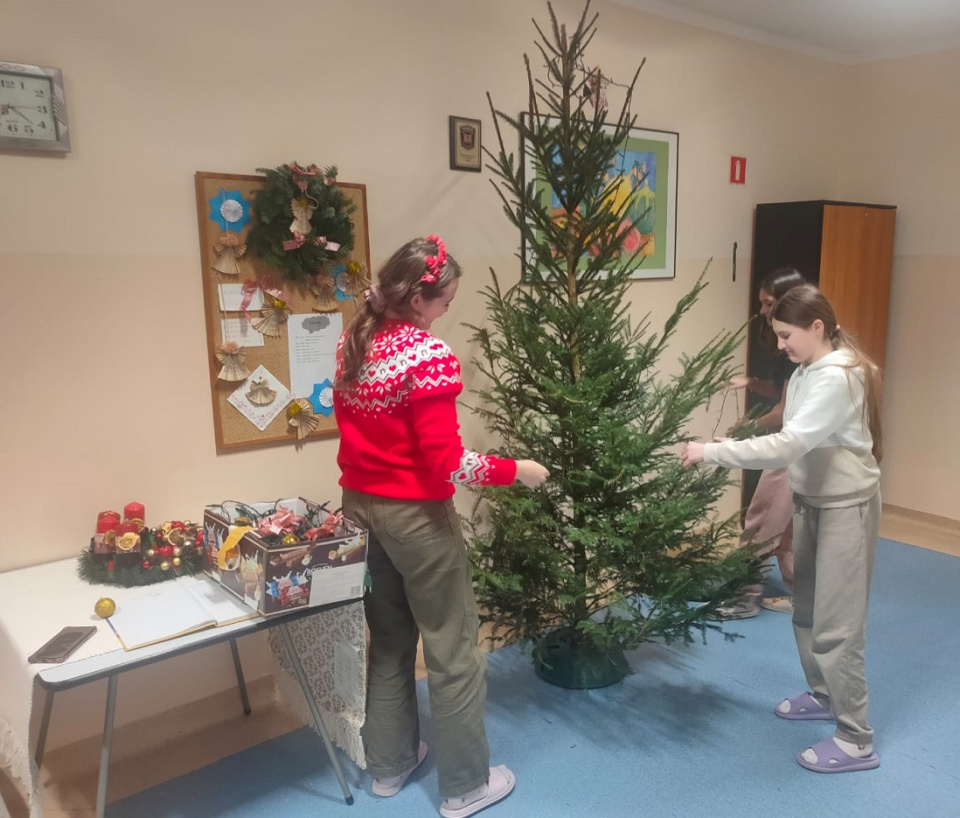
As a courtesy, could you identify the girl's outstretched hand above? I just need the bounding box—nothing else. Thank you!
[515,459,550,488]
[726,375,752,393]
[681,441,706,468]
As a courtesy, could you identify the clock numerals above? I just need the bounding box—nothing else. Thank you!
[0,63,69,151]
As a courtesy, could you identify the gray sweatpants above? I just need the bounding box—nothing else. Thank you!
[342,488,490,798]
[791,491,881,746]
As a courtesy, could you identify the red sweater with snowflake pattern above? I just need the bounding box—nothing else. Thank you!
[334,320,517,500]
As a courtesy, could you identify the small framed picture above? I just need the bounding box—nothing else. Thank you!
[449,115,482,172]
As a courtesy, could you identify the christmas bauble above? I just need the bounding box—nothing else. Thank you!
[172,557,182,568]
[160,560,171,571]
[172,546,182,557]
[282,534,299,545]
[95,597,117,618]
[146,548,156,559]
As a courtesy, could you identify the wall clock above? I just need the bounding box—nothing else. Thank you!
[0,61,70,152]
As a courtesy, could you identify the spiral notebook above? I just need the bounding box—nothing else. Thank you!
[107,578,257,651]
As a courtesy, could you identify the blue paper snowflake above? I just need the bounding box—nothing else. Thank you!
[208,189,251,233]
[309,379,335,417]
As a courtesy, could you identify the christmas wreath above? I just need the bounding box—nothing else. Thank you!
[79,521,205,588]
[246,162,356,285]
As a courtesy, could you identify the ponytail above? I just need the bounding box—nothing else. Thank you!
[335,235,462,388]
[832,325,884,463]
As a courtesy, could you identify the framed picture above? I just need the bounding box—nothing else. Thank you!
[522,114,678,280]
[449,115,482,172]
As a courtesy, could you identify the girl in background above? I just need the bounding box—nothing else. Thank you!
[683,284,883,773]
[335,235,549,816]
[714,267,806,619]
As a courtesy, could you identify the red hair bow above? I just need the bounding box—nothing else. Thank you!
[422,235,447,284]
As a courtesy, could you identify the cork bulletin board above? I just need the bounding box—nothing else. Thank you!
[194,171,371,451]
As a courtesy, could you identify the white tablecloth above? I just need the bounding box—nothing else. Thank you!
[0,558,366,815]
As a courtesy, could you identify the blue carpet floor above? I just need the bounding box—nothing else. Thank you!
[111,538,960,818]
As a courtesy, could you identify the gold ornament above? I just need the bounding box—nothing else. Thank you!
[146,548,156,559]
[172,557,182,568]
[160,560,171,571]
[95,597,117,618]
[172,546,182,557]
[282,534,299,545]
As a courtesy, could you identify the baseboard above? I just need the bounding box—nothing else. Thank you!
[881,504,960,557]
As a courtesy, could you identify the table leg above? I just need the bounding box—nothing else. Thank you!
[278,622,354,805]
[229,638,252,715]
[95,674,118,818]
[34,688,55,768]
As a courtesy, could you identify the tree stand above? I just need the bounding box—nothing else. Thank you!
[534,626,631,689]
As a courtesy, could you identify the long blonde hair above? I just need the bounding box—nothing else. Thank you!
[336,236,462,387]
[772,284,884,462]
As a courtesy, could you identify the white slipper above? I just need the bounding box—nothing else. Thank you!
[439,765,516,818]
[372,741,428,797]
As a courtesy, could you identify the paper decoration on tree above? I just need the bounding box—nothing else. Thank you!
[286,397,319,440]
[215,341,251,381]
[211,233,246,276]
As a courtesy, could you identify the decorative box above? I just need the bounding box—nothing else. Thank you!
[202,497,367,616]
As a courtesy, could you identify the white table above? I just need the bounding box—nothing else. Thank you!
[0,559,361,818]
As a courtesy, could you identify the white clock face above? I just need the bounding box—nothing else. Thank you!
[0,71,58,142]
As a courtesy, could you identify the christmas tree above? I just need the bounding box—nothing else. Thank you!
[467,0,760,687]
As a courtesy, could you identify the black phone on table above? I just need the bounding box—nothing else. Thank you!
[28,626,98,664]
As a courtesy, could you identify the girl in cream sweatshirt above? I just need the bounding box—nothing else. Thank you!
[683,284,884,775]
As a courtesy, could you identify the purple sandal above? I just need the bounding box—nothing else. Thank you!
[774,692,832,721]
[797,738,880,773]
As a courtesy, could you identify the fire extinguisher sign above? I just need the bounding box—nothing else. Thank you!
[730,156,746,185]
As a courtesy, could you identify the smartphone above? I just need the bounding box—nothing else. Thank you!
[28,626,98,664]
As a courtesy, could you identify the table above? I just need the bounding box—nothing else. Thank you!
[0,559,365,818]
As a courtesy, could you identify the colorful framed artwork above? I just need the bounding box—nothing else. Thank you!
[521,114,678,280]
[449,115,482,172]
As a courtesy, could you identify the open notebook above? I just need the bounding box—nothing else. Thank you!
[107,578,258,651]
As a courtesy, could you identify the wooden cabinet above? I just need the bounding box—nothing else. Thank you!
[743,200,896,512]
[749,200,896,374]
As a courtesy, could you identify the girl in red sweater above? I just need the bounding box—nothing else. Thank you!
[334,235,548,817]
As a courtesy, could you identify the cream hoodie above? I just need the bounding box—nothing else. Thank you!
[703,349,880,508]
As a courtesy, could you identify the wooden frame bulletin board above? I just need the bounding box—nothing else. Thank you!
[195,171,371,451]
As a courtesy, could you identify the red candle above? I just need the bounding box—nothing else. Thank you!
[96,511,121,534]
[116,522,139,537]
[124,502,145,523]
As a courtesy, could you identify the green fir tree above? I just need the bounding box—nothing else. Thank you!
[466,1,761,686]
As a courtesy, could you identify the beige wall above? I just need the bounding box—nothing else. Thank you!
[0,0,947,746]
[836,50,960,520]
